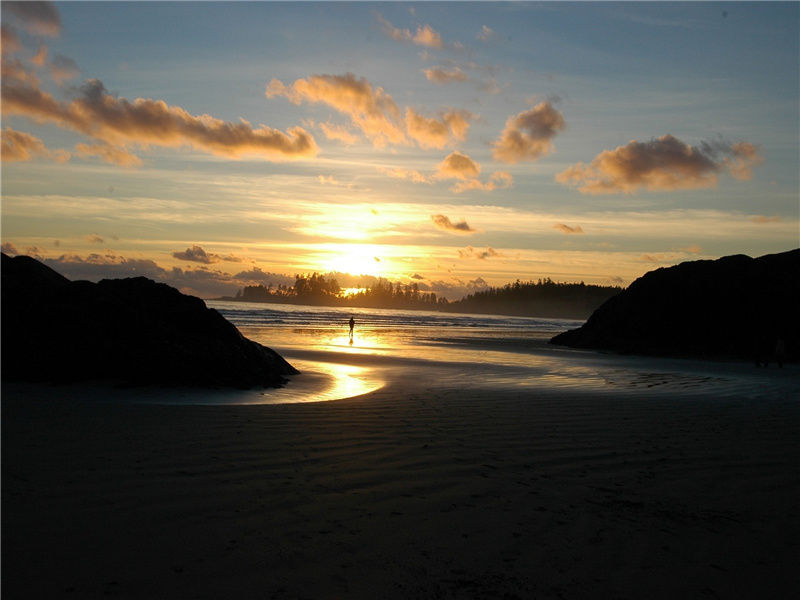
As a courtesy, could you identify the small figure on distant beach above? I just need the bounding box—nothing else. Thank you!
[775,338,786,368]
[349,316,355,340]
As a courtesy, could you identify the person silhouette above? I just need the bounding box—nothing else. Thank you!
[349,316,355,339]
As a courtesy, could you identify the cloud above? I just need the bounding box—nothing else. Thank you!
[172,244,244,265]
[431,214,477,234]
[379,166,431,184]
[3,1,62,37]
[2,77,319,161]
[1,126,69,162]
[173,245,215,264]
[2,242,20,256]
[459,246,501,260]
[553,223,584,234]
[74,142,142,167]
[405,108,473,149]
[555,134,764,194]
[1,25,23,56]
[318,121,360,145]
[492,101,566,163]
[376,14,444,49]
[477,25,497,42]
[232,266,295,287]
[424,66,469,84]
[267,73,406,149]
[380,152,512,193]
[450,171,513,193]
[47,53,80,83]
[752,215,782,224]
[42,253,169,282]
[436,151,481,180]
[85,233,104,244]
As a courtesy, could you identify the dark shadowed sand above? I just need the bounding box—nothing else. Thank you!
[3,338,799,599]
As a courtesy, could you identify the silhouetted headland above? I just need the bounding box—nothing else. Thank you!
[550,249,800,362]
[1,253,298,387]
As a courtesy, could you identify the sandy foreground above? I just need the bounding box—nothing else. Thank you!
[2,349,799,599]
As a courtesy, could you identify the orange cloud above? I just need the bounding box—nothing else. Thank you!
[379,166,431,184]
[556,134,764,194]
[725,142,764,181]
[752,215,782,224]
[424,66,469,84]
[1,126,68,162]
[492,101,566,163]
[450,171,513,193]
[267,73,406,148]
[431,214,477,234]
[376,14,443,49]
[436,151,481,180]
[318,121,360,145]
[405,108,473,149]
[553,223,584,234]
[2,77,318,160]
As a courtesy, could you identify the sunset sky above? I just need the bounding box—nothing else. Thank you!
[2,1,798,300]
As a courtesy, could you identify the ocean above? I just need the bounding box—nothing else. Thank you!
[194,301,797,405]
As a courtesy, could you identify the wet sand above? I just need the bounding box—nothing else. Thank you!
[2,347,799,599]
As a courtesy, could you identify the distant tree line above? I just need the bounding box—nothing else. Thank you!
[227,273,622,319]
[445,278,622,319]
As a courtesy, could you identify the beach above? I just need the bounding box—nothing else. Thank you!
[3,323,799,600]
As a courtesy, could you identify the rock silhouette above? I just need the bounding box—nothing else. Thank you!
[1,253,298,387]
[550,249,800,362]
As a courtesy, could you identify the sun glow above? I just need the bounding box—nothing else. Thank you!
[315,243,396,279]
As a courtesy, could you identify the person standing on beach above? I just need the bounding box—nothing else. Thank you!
[349,316,355,339]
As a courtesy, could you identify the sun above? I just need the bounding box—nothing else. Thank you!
[324,244,389,278]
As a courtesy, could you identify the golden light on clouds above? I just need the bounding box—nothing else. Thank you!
[556,135,765,194]
[1,2,795,301]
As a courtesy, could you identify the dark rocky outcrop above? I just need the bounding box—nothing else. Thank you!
[1,253,298,387]
[550,249,800,362]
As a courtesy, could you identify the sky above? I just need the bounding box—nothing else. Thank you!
[2,1,798,300]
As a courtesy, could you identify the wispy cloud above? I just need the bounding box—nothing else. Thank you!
[556,134,764,194]
[492,101,566,163]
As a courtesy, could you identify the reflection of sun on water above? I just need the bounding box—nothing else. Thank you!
[310,362,382,400]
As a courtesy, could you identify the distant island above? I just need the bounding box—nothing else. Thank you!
[551,249,800,363]
[218,274,622,321]
[1,253,298,387]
